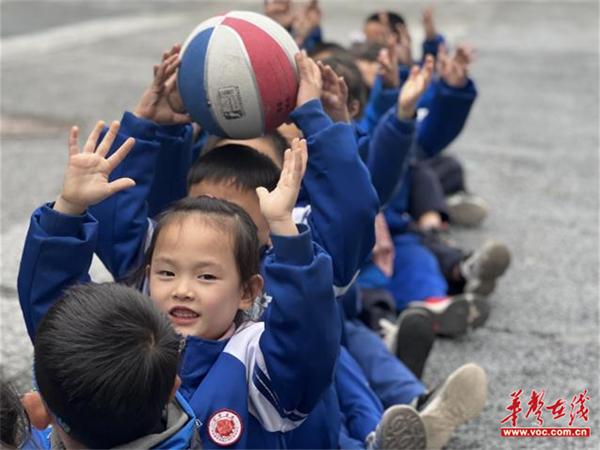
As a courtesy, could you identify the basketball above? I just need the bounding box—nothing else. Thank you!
[178,11,300,139]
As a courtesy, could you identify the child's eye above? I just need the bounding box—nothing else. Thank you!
[157,270,175,277]
[198,274,217,281]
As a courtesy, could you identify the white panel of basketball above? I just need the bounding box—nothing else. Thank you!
[205,24,264,139]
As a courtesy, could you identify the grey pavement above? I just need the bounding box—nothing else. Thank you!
[1,0,598,448]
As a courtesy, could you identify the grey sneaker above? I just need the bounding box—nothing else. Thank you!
[461,240,511,296]
[420,363,488,450]
[366,405,427,450]
[446,192,489,227]
[463,293,490,329]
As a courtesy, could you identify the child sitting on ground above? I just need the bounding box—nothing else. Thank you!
[20,282,200,449]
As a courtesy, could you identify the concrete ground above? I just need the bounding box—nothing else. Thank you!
[1,0,598,448]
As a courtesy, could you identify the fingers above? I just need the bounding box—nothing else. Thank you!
[292,138,308,179]
[338,77,348,102]
[255,186,270,203]
[106,137,135,172]
[422,54,435,84]
[83,121,105,153]
[96,121,120,158]
[68,126,79,157]
[320,63,338,89]
[108,177,136,196]
[408,65,420,81]
[295,50,309,78]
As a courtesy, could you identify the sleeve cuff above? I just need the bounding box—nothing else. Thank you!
[39,203,96,237]
[290,99,333,138]
[121,112,160,139]
[438,78,477,97]
[391,109,416,133]
[270,224,314,265]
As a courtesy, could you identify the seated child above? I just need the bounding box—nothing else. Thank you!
[18,124,341,449]
[20,282,199,449]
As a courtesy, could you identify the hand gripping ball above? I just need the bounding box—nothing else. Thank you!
[178,11,300,139]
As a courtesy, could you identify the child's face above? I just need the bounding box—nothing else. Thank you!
[148,215,251,340]
[188,180,271,247]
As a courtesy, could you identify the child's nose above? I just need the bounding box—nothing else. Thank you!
[173,279,194,301]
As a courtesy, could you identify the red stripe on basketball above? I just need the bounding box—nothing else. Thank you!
[222,17,297,132]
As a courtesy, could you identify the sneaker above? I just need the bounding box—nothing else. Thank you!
[419,363,488,450]
[395,308,436,379]
[446,192,489,227]
[366,405,427,450]
[461,240,511,296]
[410,296,470,338]
[463,293,490,329]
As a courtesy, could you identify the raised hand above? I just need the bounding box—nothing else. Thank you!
[422,7,437,41]
[133,44,191,125]
[437,43,474,88]
[319,61,350,123]
[395,22,413,66]
[265,0,294,29]
[256,138,308,236]
[397,55,434,120]
[295,50,323,108]
[55,121,136,215]
[292,0,321,46]
[377,42,400,88]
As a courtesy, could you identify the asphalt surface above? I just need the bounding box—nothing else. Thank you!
[1,1,598,448]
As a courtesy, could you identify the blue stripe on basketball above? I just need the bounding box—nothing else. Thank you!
[178,27,227,137]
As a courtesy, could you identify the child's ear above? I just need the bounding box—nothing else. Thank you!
[240,274,264,310]
[169,376,182,403]
[349,99,361,119]
[21,392,51,430]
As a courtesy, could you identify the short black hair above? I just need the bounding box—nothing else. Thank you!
[366,11,406,32]
[321,56,368,116]
[350,41,384,62]
[308,41,352,61]
[187,144,281,193]
[1,379,30,448]
[34,283,180,448]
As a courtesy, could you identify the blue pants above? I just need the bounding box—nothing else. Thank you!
[345,319,426,408]
[336,347,383,443]
[388,232,447,309]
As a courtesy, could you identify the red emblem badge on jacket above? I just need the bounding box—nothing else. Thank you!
[208,409,243,446]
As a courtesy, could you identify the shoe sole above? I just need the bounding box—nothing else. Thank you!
[466,294,490,329]
[420,364,488,450]
[465,278,496,296]
[476,242,511,280]
[426,298,469,338]
[447,199,488,227]
[378,405,427,450]
[396,310,436,379]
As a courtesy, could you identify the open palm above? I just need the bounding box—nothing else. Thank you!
[398,55,434,119]
[57,121,135,215]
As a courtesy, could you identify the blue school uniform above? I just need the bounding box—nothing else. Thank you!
[18,205,341,449]
[21,392,202,449]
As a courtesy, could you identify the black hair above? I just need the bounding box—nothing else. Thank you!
[34,283,180,449]
[127,196,261,305]
[0,379,30,448]
[308,41,352,61]
[350,41,384,62]
[187,144,281,193]
[321,56,368,116]
[365,11,406,34]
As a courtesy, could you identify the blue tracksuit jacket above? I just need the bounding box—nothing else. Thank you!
[23,392,202,449]
[17,205,341,449]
